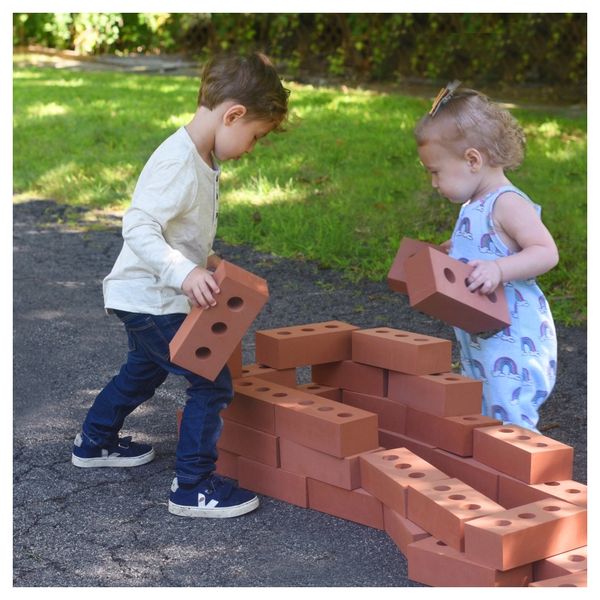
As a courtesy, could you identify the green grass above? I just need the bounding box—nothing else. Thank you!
[13,65,587,325]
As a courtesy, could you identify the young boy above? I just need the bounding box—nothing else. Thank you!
[71,53,290,518]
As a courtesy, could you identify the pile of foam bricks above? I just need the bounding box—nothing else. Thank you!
[170,259,587,587]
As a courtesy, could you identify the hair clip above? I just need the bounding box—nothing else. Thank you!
[429,80,461,117]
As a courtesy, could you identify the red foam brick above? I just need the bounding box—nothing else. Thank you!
[498,474,587,509]
[407,536,532,587]
[226,342,243,378]
[307,479,384,529]
[464,498,587,570]
[378,429,438,465]
[359,447,448,516]
[279,438,373,490]
[383,505,430,555]
[388,371,482,416]
[274,392,379,458]
[240,363,297,386]
[342,390,406,434]
[428,448,500,501]
[405,407,501,456]
[529,571,587,587]
[352,328,452,375]
[215,448,239,480]
[217,418,279,467]
[237,456,308,508]
[255,321,358,369]
[473,425,574,484]
[405,246,511,334]
[533,546,587,581]
[312,360,387,396]
[296,382,342,401]
[387,237,443,294]
[407,477,504,551]
[169,260,269,381]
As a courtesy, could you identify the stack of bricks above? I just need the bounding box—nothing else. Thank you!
[175,319,586,587]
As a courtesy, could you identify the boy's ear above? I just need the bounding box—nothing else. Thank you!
[223,104,247,125]
[464,147,483,171]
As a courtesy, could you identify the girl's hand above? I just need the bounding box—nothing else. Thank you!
[182,266,220,309]
[439,239,452,254]
[466,259,503,295]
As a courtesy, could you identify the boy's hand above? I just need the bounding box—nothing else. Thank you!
[182,266,220,309]
[466,259,503,295]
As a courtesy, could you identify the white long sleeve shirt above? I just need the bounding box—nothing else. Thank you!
[103,127,220,315]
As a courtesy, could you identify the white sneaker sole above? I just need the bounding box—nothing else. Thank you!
[71,448,155,468]
[168,496,259,518]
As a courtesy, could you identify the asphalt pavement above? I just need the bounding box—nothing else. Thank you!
[13,199,587,587]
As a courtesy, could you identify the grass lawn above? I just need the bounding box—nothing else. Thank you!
[13,64,586,325]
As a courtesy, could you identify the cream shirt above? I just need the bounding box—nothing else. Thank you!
[103,127,220,315]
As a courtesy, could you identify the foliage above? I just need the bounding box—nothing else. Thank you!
[13,13,587,94]
[13,66,587,324]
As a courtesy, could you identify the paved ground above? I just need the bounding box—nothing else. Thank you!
[13,199,586,587]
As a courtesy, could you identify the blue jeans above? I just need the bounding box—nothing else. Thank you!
[81,310,233,485]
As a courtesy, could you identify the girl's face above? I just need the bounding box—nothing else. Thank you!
[418,141,479,204]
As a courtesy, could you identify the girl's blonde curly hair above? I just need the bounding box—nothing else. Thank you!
[414,88,526,171]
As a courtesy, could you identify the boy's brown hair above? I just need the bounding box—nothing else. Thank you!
[414,88,526,170]
[198,52,290,129]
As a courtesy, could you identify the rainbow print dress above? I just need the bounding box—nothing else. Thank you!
[449,185,557,432]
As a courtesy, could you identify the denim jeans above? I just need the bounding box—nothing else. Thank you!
[81,310,233,485]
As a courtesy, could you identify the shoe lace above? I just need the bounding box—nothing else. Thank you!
[205,474,235,500]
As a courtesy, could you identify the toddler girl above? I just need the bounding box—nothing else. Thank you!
[414,83,559,432]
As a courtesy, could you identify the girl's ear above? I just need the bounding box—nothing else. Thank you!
[223,104,247,125]
[464,147,483,171]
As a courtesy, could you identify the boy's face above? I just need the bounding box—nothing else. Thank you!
[214,112,275,162]
[418,141,478,204]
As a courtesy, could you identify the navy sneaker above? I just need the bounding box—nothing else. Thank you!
[71,433,155,468]
[168,474,259,518]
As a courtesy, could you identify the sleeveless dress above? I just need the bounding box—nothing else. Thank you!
[449,185,557,432]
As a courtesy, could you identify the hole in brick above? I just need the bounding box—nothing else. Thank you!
[444,377,460,381]
[448,494,466,501]
[465,504,481,511]
[436,540,447,547]
[337,412,353,418]
[394,463,412,470]
[324,324,339,328]
[375,330,388,334]
[543,505,561,512]
[238,381,252,386]
[536,442,549,447]
[242,369,250,374]
[434,485,451,491]
[256,387,270,392]
[195,347,211,359]
[543,481,561,487]
[413,338,428,342]
[298,400,315,405]
[566,489,581,494]
[517,435,531,440]
[258,365,270,369]
[394,334,409,337]
[495,520,512,527]
[227,296,244,311]
[211,322,227,334]
[382,454,399,461]
[443,268,456,283]
[317,406,334,412]
[568,555,585,563]
[499,428,514,433]
[488,292,498,303]
[307,385,321,390]
[272,392,288,397]
[408,472,426,478]
[518,513,536,519]
[301,328,315,332]
[462,416,478,421]
[276,331,292,335]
